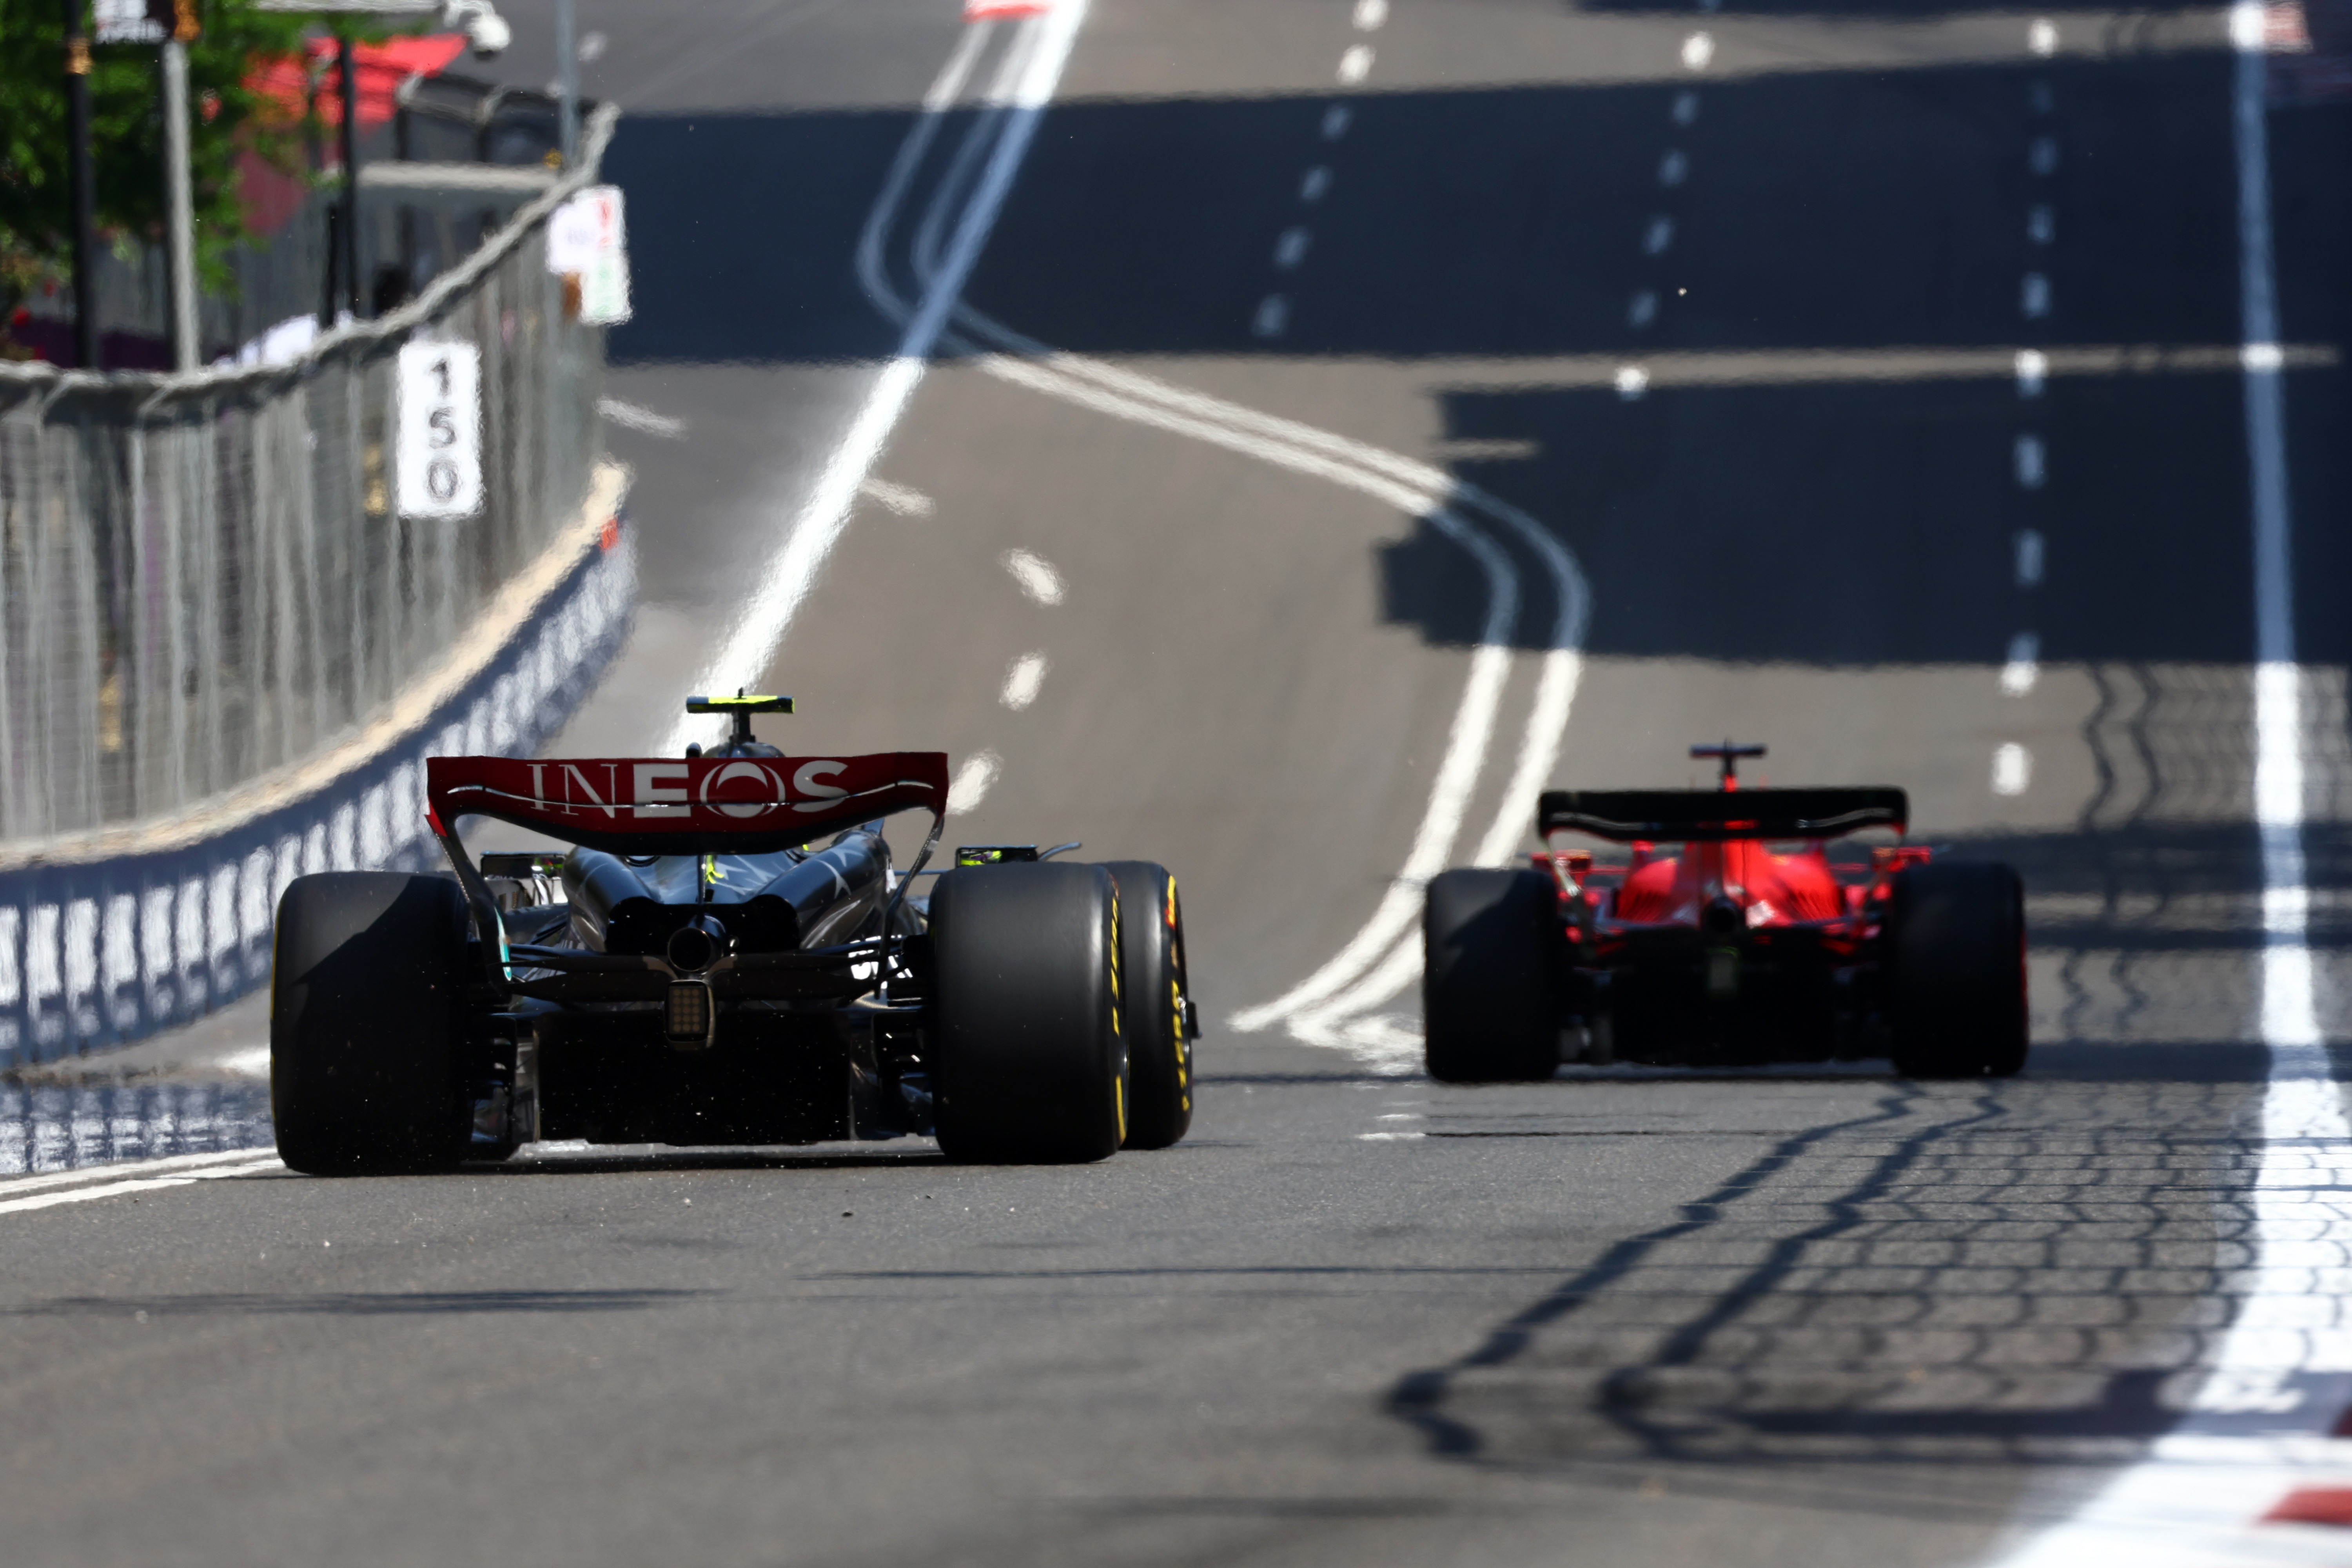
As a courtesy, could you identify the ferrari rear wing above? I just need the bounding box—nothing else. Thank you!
[1538,787,1907,843]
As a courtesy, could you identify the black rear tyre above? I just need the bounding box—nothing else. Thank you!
[1886,860,2029,1079]
[271,872,473,1175]
[930,862,1127,1162]
[1104,861,1193,1150]
[1424,868,1564,1083]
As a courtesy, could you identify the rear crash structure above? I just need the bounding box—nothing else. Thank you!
[269,696,1196,1174]
[1423,743,2028,1082]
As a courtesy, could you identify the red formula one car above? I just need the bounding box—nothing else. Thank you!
[1423,743,2027,1082]
[269,695,1195,1174]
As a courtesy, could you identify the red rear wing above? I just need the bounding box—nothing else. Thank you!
[426,753,951,855]
[1537,787,1908,844]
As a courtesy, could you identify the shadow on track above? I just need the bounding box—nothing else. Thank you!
[1381,1074,2254,1474]
[610,57,2236,364]
[5,1289,705,1317]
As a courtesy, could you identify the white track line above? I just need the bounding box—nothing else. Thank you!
[958,344,1590,1047]
[913,23,1046,290]
[1982,11,2350,1563]
[849,13,1592,1060]
[662,2,1088,757]
[0,1153,281,1217]
[0,1145,277,1195]
[852,21,994,327]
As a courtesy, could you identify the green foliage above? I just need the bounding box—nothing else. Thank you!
[0,0,327,312]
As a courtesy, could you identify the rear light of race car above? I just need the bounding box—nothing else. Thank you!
[665,980,715,1049]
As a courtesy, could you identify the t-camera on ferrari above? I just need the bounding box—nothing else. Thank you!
[1423,742,2027,1082]
[269,695,1196,1173]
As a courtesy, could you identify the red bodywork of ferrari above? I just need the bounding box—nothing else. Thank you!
[1428,744,2027,1077]
[1552,822,1933,936]
[1528,751,1924,1062]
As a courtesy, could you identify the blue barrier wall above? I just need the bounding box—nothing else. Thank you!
[0,524,637,1069]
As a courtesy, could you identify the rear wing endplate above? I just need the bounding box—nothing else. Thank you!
[1538,787,1907,843]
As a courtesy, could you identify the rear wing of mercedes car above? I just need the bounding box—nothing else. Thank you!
[1537,787,1908,844]
[425,753,949,857]
[422,752,951,993]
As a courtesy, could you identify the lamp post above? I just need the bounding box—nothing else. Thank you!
[63,0,99,370]
[336,27,361,316]
[555,0,577,167]
[161,30,198,369]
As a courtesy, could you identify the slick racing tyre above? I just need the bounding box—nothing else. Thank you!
[930,862,1128,1163]
[1424,868,1565,1083]
[271,872,474,1175]
[1886,860,2029,1079]
[1103,861,1192,1151]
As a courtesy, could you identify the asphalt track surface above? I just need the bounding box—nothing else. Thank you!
[9,2,2352,1564]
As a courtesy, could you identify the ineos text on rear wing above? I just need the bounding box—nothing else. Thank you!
[1538,787,1908,843]
[427,753,951,856]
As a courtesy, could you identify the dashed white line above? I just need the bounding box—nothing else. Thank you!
[1672,89,1700,126]
[2015,528,2045,587]
[1001,546,1065,604]
[860,476,936,516]
[1681,31,1714,69]
[1300,165,1333,201]
[1659,149,1689,187]
[2022,272,2052,318]
[1252,294,1292,338]
[1992,742,2032,795]
[1353,0,1388,28]
[1000,652,1049,711]
[1989,18,2340,1552]
[946,751,1001,815]
[849,8,1591,1063]
[664,1,1091,755]
[596,397,687,439]
[2029,134,2060,176]
[1615,365,1650,400]
[1338,43,1373,82]
[1643,215,1675,255]
[1274,226,1313,269]
[1321,104,1353,140]
[2029,16,2060,55]
[2029,203,2056,243]
[2001,631,2042,695]
[2014,433,2047,488]
[943,344,1587,1054]
[2016,348,2049,396]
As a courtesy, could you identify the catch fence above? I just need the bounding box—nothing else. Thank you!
[0,105,632,1066]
